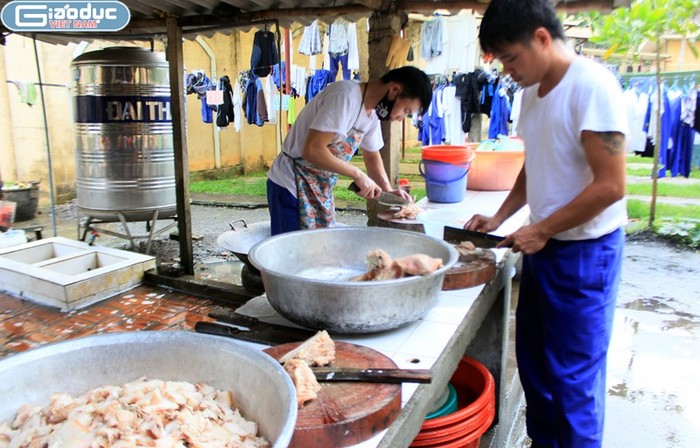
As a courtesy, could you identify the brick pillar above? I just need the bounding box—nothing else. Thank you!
[366,10,406,226]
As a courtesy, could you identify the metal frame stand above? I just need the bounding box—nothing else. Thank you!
[80,209,177,254]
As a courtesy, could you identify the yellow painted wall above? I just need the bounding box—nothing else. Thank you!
[665,39,700,72]
[0,35,78,202]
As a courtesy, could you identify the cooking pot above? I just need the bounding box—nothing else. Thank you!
[217,219,271,271]
[0,331,297,447]
[249,227,459,334]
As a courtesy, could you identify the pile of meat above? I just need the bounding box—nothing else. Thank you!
[391,203,423,220]
[278,331,336,408]
[351,249,443,281]
[455,241,477,255]
[0,379,270,448]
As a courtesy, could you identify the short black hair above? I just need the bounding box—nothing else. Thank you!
[479,0,565,54]
[380,66,432,115]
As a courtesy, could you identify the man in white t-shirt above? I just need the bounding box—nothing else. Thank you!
[467,1,628,447]
[267,66,431,235]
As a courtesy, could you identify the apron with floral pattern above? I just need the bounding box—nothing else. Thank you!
[287,85,367,229]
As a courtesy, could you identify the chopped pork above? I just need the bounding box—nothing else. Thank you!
[351,249,443,281]
[278,331,337,409]
[391,203,423,220]
[278,330,336,366]
[0,378,270,448]
[283,359,322,408]
[455,241,477,255]
[393,254,444,276]
[350,249,404,281]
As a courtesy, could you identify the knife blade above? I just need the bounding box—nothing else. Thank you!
[443,226,511,249]
[195,321,305,345]
[348,182,411,207]
[312,367,432,384]
[208,310,317,342]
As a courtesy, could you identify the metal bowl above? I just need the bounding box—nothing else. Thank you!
[0,331,297,447]
[248,227,459,334]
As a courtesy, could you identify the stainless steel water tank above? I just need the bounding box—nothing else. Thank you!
[72,47,176,221]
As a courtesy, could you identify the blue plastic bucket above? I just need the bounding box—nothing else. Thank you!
[419,159,469,182]
[419,160,468,203]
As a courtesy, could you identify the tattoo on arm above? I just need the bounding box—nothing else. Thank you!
[594,132,626,155]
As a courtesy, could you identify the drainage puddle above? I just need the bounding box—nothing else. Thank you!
[196,259,244,285]
[605,297,700,447]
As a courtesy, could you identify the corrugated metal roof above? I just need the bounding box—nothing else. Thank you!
[0,0,626,45]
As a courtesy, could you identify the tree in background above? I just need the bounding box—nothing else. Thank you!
[583,0,699,226]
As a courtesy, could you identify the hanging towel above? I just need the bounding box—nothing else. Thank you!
[347,21,360,71]
[287,96,297,125]
[232,83,242,132]
[299,20,322,56]
[18,81,37,106]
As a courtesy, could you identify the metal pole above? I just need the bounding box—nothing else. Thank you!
[32,36,57,237]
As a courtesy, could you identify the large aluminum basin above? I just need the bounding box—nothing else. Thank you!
[249,227,458,334]
[0,331,297,447]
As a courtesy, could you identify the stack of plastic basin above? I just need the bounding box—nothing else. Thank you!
[410,356,496,448]
[420,145,476,203]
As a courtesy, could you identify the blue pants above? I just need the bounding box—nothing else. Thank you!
[329,51,350,81]
[267,179,300,236]
[517,228,624,448]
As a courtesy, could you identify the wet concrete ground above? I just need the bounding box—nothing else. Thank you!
[604,240,700,448]
[513,238,700,448]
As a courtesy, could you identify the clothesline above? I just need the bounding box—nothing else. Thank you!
[620,70,700,91]
[6,80,68,88]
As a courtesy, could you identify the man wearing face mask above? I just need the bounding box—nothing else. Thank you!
[267,66,432,235]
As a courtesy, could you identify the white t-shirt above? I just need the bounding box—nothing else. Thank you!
[517,57,629,241]
[268,81,384,197]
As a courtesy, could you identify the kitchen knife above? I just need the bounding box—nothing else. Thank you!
[348,182,411,207]
[194,321,307,345]
[312,367,432,384]
[443,226,512,249]
[208,310,318,342]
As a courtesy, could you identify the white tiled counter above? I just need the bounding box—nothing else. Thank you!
[237,190,529,448]
[349,191,529,448]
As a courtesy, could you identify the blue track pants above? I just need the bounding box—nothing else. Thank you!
[517,228,624,448]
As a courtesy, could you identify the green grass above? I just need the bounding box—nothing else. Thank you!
[405,146,422,154]
[627,199,700,221]
[627,167,700,179]
[190,178,267,196]
[626,182,700,199]
[627,167,653,177]
[627,155,653,164]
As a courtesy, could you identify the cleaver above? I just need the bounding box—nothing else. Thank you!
[312,367,432,384]
[348,182,411,207]
[443,226,512,249]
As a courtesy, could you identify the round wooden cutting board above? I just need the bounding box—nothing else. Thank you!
[442,249,497,290]
[264,341,401,448]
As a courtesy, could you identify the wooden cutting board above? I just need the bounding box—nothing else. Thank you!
[442,249,496,290]
[264,341,401,448]
[377,210,424,233]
